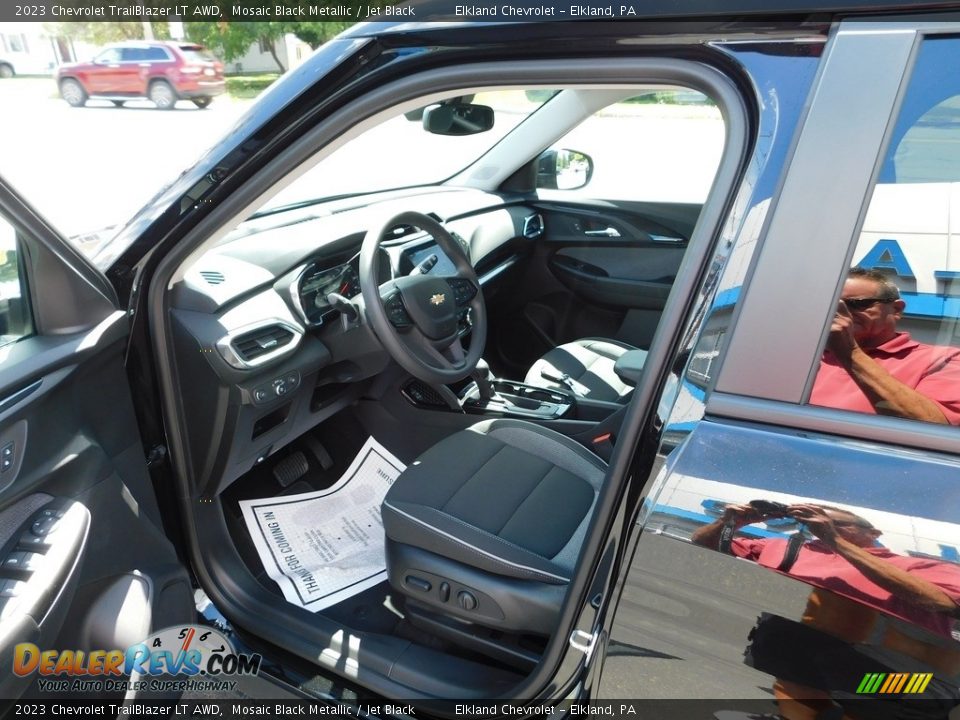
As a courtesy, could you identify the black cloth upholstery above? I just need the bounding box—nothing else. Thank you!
[382,419,607,586]
[524,337,644,402]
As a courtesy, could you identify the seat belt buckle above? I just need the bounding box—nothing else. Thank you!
[541,368,578,391]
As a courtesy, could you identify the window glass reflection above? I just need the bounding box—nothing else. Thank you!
[810,37,960,425]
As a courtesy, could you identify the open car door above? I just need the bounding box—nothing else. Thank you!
[0,178,193,703]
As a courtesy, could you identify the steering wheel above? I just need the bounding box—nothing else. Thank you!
[360,211,487,385]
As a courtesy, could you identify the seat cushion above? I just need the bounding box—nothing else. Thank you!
[381,419,607,585]
[525,337,644,402]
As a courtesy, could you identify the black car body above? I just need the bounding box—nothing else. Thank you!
[1,5,959,719]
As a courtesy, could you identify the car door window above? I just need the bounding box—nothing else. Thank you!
[145,47,170,61]
[808,36,960,426]
[538,89,725,206]
[0,214,33,351]
[121,47,147,63]
[95,48,121,64]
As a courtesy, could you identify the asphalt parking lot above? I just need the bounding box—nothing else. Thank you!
[0,78,253,241]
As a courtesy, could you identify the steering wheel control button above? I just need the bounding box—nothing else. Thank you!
[385,294,413,328]
[447,278,477,306]
[457,590,478,611]
[405,576,432,593]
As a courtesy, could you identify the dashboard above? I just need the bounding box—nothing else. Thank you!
[171,188,537,373]
[166,188,540,493]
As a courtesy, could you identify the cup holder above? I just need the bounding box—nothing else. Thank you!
[483,381,574,418]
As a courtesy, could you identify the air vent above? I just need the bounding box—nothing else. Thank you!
[231,325,295,362]
[199,270,225,285]
[523,213,544,239]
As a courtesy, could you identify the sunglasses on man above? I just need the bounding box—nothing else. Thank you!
[842,297,897,311]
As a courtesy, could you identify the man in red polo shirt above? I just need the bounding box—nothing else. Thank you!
[693,502,960,720]
[810,267,960,425]
[692,503,960,641]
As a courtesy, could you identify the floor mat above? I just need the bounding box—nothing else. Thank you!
[239,437,405,613]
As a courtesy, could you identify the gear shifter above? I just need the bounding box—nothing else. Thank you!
[470,358,495,404]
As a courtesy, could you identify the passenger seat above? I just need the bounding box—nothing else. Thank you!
[524,337,646,403]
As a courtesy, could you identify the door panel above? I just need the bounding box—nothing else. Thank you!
[549,247,678,310]
[487,200,696,376]
[0,191,191,703]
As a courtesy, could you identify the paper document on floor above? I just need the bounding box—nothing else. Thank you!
[239,437,406,612]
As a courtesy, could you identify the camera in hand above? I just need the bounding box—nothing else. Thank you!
[749,499,790,517]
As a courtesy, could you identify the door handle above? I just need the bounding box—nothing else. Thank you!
[584,227,621,238]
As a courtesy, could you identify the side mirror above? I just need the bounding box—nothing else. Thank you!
[536,149,593,190]
[422,103,495,136]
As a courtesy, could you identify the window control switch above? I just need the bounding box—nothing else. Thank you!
[0,578,28,597]
[3,551,43,571]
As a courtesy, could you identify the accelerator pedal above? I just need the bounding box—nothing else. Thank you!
[302,436,334,471]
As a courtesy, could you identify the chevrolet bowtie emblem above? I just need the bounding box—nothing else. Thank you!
[430,293,446,306]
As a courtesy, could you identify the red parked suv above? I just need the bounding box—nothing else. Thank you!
[55,41,225,110]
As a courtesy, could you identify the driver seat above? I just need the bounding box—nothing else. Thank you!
[382,418,607,636]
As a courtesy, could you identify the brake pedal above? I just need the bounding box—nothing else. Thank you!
[302,437,334,471]
[272,451,308,488]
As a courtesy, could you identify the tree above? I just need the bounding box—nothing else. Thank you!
[283,22,353,50]
[51,19,358,74]
[48,21,169,46]
[185,21,356,73]
[185,22,286,71]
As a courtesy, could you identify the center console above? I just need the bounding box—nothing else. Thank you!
[460,379,574,420]
[399,357,623,426]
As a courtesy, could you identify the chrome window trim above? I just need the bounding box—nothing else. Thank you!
[708,391,960,455]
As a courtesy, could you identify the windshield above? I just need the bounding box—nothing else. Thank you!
[259,89,556,213]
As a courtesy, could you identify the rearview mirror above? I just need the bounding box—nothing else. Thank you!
[536,149,594,190]
[422,103,495,136]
